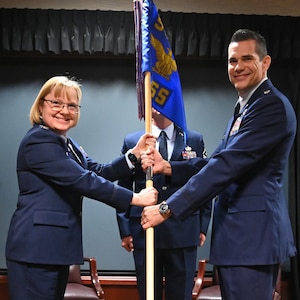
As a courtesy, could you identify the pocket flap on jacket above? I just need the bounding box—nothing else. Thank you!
[228,196,266,213]
[34,210,69,228]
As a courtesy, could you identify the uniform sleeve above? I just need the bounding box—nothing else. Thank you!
[116,136,135,238]
[21,129,133,211]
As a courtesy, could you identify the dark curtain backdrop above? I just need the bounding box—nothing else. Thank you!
[1,8,300,59]
[0,8,299,298]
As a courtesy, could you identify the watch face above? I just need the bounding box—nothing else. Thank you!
[159,202,169,215]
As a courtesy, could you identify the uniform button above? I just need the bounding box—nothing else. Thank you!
[162,186,168,190]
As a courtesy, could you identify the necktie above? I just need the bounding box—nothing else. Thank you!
[159,130,168,160]
[234,102,241,117]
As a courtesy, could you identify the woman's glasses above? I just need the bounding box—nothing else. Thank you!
[43,99,81,114]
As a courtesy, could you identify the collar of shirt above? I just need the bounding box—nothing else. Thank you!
[152,123,175,141]
[152,123,175,160]
[238,77,268,111]
[61,135,68,143]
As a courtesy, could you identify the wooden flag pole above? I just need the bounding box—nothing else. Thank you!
[144,71,154,300]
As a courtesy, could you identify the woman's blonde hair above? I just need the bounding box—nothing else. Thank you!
[29,76,82,125]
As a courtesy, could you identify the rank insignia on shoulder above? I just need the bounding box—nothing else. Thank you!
[39,125,49,130]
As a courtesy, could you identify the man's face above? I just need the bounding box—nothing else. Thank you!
[227,39,271,97]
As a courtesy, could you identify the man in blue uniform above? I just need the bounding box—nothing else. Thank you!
[141,29,297,300]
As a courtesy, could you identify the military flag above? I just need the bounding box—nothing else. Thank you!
[134,0,187,137]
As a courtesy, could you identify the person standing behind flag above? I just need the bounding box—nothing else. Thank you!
[131,2,211,299]
[116,108,211,300]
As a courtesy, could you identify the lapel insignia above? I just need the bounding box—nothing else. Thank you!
[79,146,88,157]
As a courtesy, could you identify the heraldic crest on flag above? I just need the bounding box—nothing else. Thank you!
[150,30,177,80]
[135,0,187,137]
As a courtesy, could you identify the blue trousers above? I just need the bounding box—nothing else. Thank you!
[217,264,280,300]
[6,259,69,300]
[133,246,197,300]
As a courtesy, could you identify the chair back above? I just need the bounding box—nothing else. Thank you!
[68,265,82,284]
[193,260,282,300]
[212,265,219,285]
[64,258,104,300]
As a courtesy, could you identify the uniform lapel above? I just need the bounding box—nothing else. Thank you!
[225,79,274,144]
[67,138,87,167]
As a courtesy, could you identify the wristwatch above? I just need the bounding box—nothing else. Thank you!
[159,201,171,216]
[128,152,138,164]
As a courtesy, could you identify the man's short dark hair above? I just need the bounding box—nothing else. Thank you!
[230,29,268,60]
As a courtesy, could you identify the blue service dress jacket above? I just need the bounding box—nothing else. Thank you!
[117,125,211,249]
[6,124,134,266]
[168,79,297,266]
